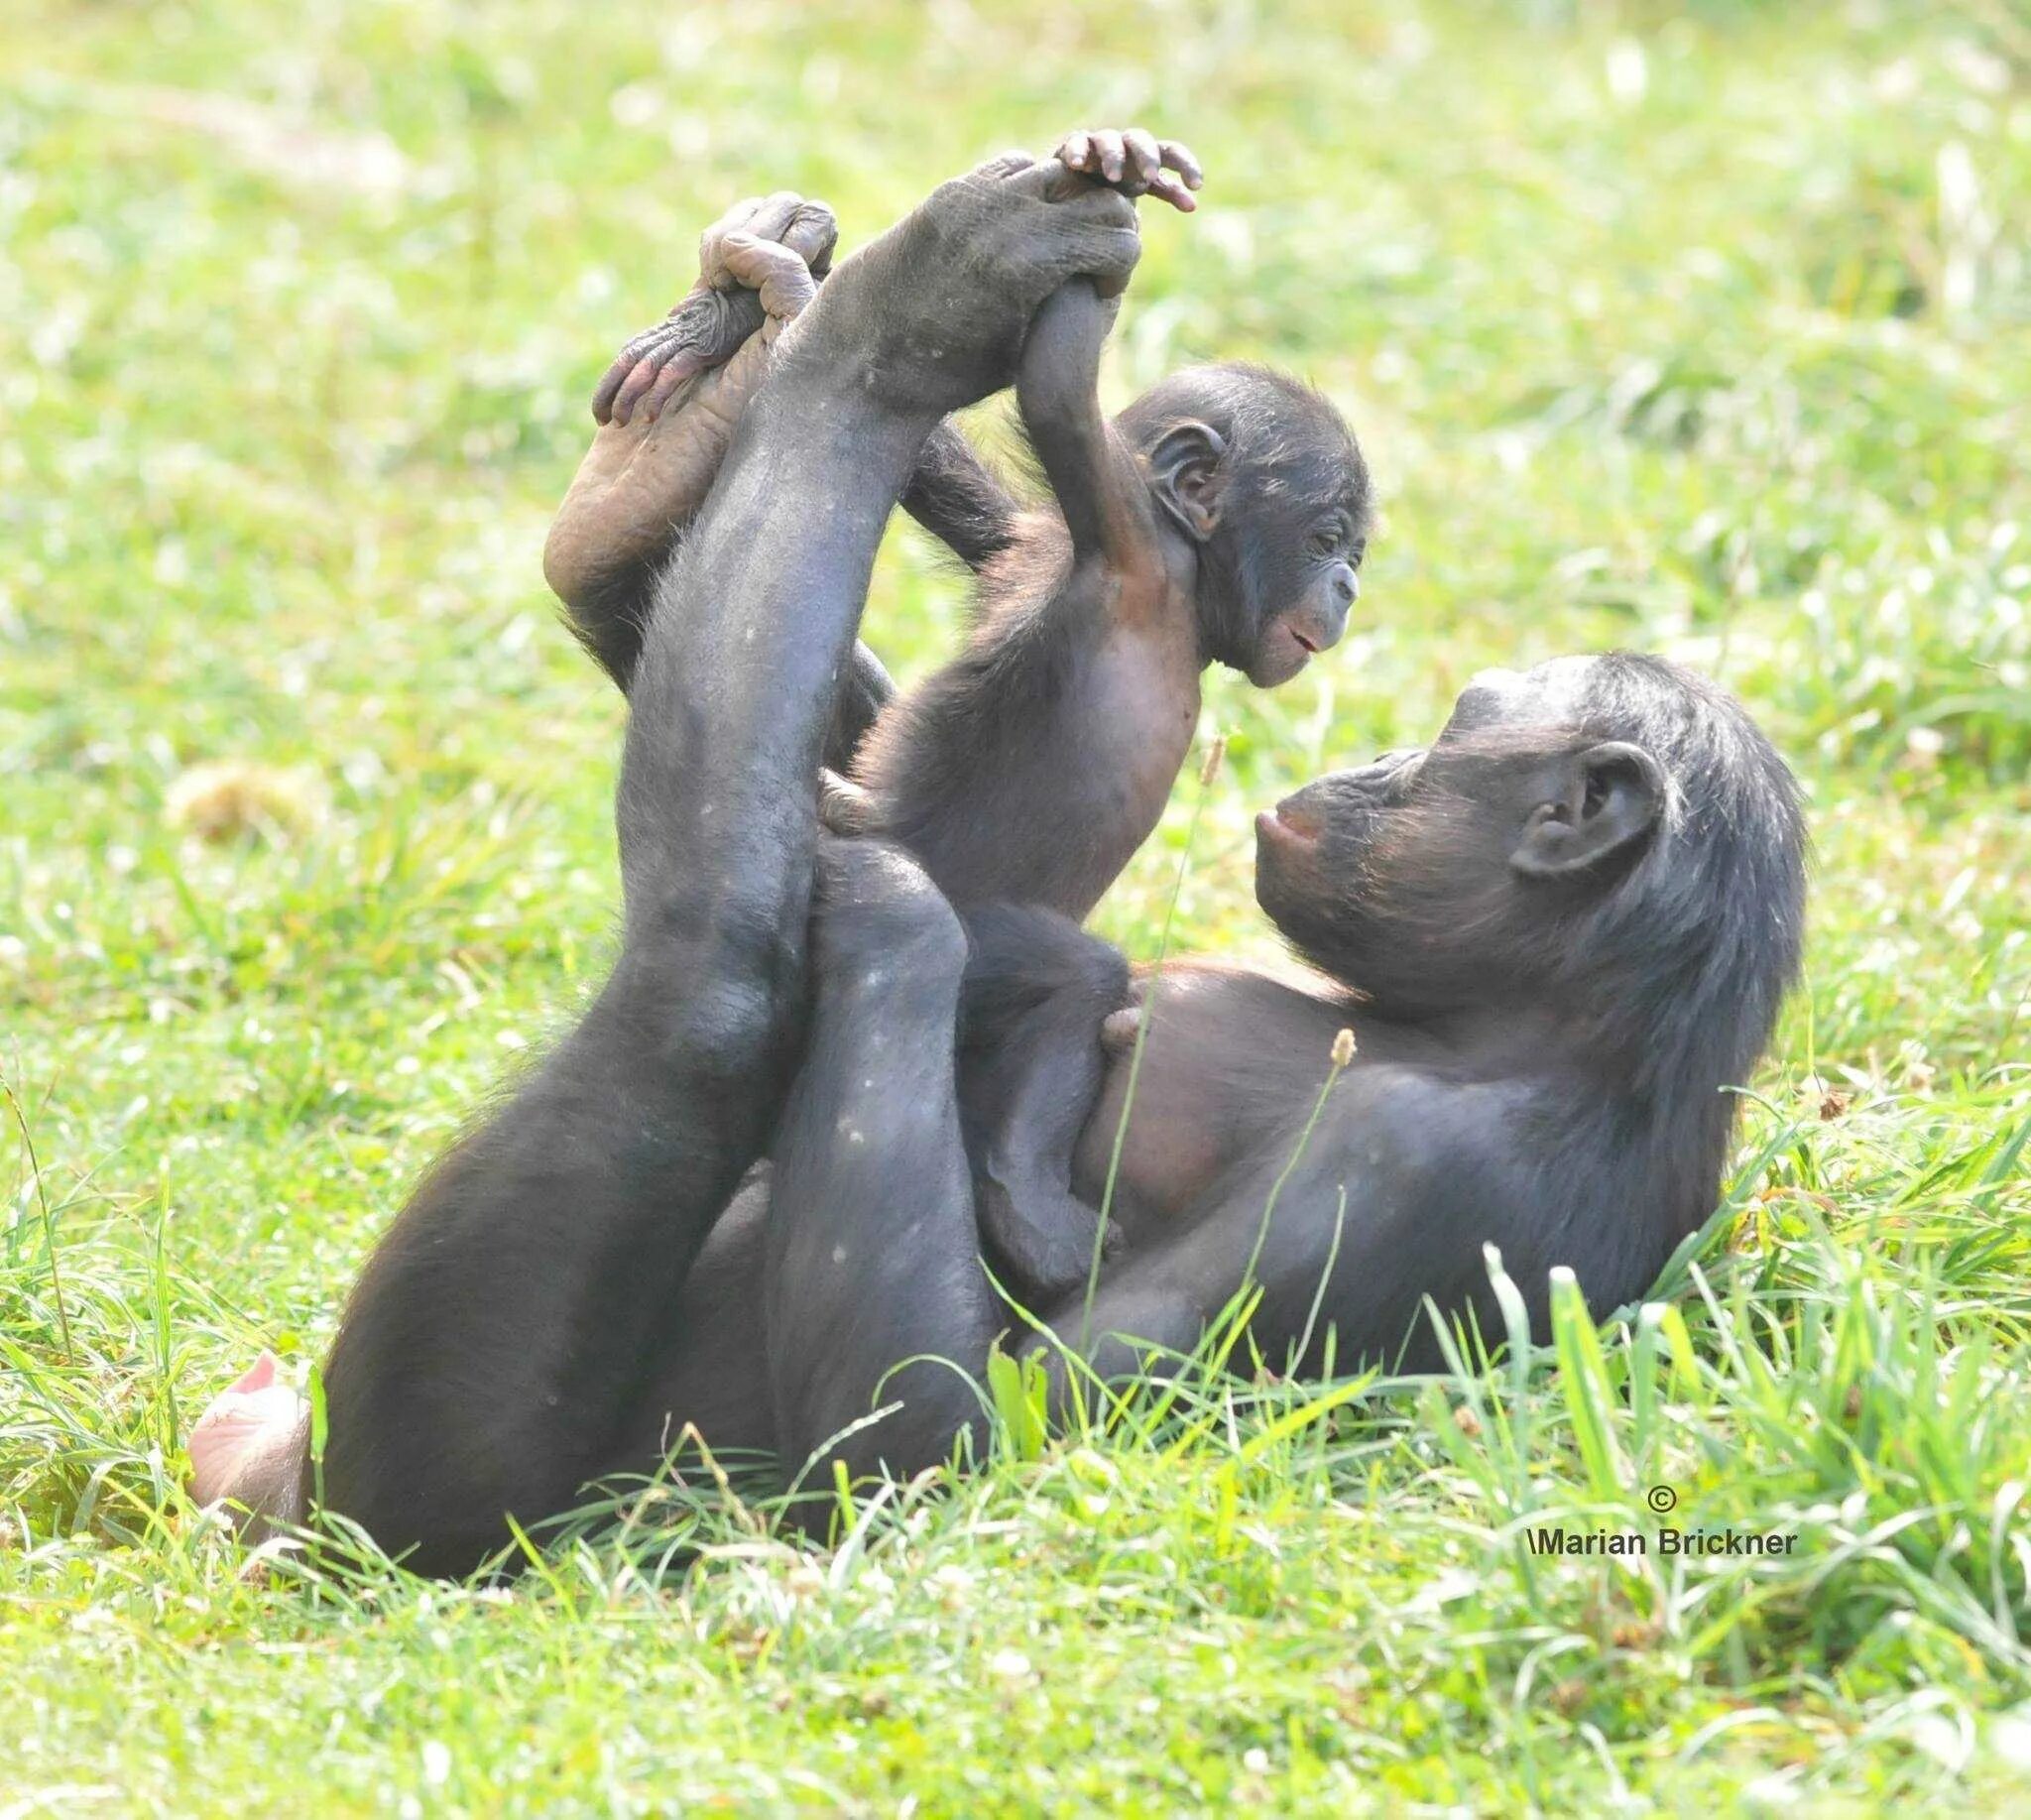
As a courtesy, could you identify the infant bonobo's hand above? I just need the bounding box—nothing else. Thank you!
[788,148,1144,418]
[1054,129,1203,214]
[591,191,839,427]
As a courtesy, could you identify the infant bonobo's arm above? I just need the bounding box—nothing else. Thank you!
[1016,279,1158,573]
[853,131,1203,1300]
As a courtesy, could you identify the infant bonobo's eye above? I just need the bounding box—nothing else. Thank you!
[1307,515,1350,560]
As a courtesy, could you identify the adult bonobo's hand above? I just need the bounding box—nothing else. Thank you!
[777,148,1145,419]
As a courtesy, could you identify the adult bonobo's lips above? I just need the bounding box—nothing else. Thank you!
[1255,796,1322,854]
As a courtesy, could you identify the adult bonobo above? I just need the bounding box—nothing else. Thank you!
[189,153,1806,1578]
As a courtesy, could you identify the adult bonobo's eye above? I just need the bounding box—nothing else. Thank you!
[1307,514,1350,560]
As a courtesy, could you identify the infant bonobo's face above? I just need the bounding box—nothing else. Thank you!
[1238,501,1368,687]
[1206,430,1372,687]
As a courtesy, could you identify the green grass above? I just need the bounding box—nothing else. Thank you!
[5,0,2030,1810]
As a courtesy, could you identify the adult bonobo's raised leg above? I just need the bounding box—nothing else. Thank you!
[309,152,1143,1575]
[543,193,1024,773]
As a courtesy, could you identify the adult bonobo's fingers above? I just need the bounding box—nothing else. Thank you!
[780,199,839,280]
[1058,129,1093,175]
[718,232,820,323]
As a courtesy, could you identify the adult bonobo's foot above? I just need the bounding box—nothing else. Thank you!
[186,1351,310,1538]
[777,141,1153,420]
[545,193,838,616]
[591,192,839,428]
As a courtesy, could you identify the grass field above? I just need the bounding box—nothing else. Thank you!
[5,0,2030,1810]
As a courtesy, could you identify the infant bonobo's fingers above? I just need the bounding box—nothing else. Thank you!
[1050,129,1203,211]
[718,232,820,323]
[1090,128,1126,184]
[817,767,872,836]
[1101,1006,1142,1054]
[1123,128,1162,191]
[1157,138,1205,191]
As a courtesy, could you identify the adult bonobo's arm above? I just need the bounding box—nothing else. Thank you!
[307,152,1143,1575]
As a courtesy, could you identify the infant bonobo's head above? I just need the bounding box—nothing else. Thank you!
[1254,654,1806,1089]
[1117,365,1372,686]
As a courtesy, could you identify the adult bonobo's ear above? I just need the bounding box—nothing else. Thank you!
[1146,421,1228,541]
[1509,741,1665,879]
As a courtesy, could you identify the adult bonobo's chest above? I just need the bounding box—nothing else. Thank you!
[1071,962,1353,1238]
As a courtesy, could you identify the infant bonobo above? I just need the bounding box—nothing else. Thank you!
[541,133,1373,1297]
[844,286,1372,1293]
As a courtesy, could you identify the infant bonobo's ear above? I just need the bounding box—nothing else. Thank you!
[1509,741,1665,879]
[1146,420,1228,541]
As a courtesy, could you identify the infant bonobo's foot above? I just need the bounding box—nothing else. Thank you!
[591,193,839,427]
[817,767,873,836]
[979,1175,1120,1305]
[187,1351,309,1536]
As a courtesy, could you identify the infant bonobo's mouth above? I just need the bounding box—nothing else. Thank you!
[1290,627,1321,656]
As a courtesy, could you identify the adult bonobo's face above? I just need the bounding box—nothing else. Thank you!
[1253,658,1673,1016]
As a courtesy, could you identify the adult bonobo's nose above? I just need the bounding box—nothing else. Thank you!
[1330,561,1360,609]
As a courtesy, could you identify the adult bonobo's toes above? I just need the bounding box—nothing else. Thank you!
[792,145,1145,417]
[590,192,839,427]
[186,1351,310,1534]
[593,288,758,426]
[812,835,967,984]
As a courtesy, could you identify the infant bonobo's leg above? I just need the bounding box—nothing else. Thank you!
[957,905,1130,1300]
[545,194,838,687]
